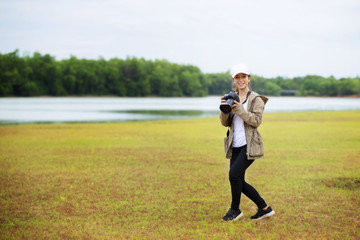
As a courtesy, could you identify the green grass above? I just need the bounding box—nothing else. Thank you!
[0,111,359,239]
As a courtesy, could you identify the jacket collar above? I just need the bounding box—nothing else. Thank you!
[230,91,268,121]
[247,91,269,106]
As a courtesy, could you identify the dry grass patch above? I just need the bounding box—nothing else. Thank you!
[0,111,359,239]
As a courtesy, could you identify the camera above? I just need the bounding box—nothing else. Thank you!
[220,91,240,114]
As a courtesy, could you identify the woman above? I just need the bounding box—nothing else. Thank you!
[220,64,275,221]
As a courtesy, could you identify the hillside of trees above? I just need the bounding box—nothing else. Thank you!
[1,50,359,97]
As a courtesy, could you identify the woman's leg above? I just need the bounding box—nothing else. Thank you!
[242,179,267,209]
[229,145,267,210]
[229,146,253,210]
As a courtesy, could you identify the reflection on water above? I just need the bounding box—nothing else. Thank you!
[0,97,359,124]
[114,110,206,116]
[111,109,217,117]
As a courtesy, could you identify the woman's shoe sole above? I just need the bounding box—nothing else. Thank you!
[222,212,244,222]
[252,210,275,220]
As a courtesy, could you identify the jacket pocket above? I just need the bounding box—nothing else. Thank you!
[248,130,264,158]
[224,129,232,159]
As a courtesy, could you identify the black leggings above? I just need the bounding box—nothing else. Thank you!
[229,145,267,210]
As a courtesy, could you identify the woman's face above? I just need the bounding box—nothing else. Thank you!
[233,73,251,90]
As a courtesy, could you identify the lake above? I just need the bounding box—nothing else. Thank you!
[0,96,359,124]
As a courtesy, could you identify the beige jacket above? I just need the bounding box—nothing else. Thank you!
[220,91,268,160]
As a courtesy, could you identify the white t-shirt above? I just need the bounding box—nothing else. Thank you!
[232,100,248,148]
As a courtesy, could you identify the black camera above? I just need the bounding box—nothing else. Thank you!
[220,91,240,114]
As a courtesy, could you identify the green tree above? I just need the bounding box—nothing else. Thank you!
[179,65,206,96]
[151,62,182,96]
[60,56,78,95]
[122,57,152,96]
[299,75,325,96]
[1,49,359,97]
[250,75,267,94]
[205,72,232,95]
[338,78,360,96]
[265,81,281,96]
[0,49,37,96]
[105,58,126,96]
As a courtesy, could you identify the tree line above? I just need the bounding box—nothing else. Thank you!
[1,50,359,97]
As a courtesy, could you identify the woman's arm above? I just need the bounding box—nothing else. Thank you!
[220,96,232,127]
[220,112,232,127]
[232,97,264,127]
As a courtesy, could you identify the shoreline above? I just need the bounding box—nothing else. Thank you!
[1,110,359,126]
[1,95,360,98]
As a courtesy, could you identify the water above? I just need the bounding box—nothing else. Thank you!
[0,97,359,124]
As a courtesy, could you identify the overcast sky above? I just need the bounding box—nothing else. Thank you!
[1,0,359,78]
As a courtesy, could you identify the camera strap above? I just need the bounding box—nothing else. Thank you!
[226,113,234,136]
[229,113,235,125]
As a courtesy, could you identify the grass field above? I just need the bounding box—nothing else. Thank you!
[0,111,359,239]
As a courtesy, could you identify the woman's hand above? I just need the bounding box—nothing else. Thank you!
[220,97,226,103]
[232,100,239,109]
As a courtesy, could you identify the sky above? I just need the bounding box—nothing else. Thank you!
[0,0,359,78]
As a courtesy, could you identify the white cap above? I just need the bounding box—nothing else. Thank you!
[231,64,250,78]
